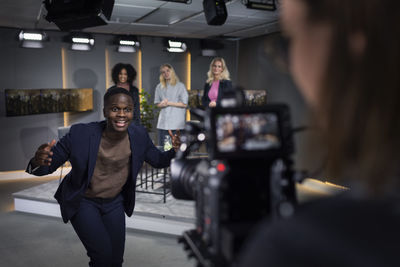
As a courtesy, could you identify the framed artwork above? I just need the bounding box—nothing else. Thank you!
[188,89,203,109]
[187,89,267,109]
[5,88,93,116]
[243,90,267,106]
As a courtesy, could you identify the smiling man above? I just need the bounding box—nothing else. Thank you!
[26,86,180,267]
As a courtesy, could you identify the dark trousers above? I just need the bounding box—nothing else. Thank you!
[71,194,125,267]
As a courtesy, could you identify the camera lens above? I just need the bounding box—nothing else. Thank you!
[170,158,202,200]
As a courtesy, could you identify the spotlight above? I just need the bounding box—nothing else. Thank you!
[158,0,192,3]
[64,33,95,51]
[116,35,140,53]
[244,0,276,11]
[203,0,228,26]
[166,39,187,53]
[44,0,115,31]
[18,30,47,48]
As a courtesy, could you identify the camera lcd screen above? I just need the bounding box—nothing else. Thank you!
[215,112,280,153]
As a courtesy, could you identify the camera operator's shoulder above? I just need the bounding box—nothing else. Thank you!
[239,194,400,267]
[293,193,379,222]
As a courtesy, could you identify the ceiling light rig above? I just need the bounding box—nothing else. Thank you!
[203,0,228,26]
[166,39,187,53]
[156,0,192,4]
[64,32,95,51]
[115,35,140,53]
[18,30,48,48]
[241,0,277,11]
[44,0,115,31]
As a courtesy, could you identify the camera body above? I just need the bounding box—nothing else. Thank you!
[171,104,297,266]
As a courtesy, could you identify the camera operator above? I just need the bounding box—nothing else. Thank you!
[172,95,296,266]
[237,0,400,266]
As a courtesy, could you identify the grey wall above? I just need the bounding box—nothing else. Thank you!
[238,33,307,123]
[1,27,322,173]
[0,27,237,171]
[0,29,65,171]
[140,37,238,96]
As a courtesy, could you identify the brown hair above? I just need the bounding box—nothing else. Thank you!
[301,0,400,194]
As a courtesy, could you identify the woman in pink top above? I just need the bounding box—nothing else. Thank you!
[201,57,233,108]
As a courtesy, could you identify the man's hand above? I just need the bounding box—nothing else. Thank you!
[32,139,56,167]
[209,101,217,108]
[168,130,181,152]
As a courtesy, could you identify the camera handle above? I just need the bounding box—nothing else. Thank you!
[270,158,297,219]
[177,119,207,159]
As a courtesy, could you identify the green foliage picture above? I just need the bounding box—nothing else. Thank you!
[139,90,158,132]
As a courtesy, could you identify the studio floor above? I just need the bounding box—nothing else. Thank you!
[0,170,343,267]
[0,176,196,267]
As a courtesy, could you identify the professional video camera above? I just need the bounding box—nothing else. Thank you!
[171,103,297,267]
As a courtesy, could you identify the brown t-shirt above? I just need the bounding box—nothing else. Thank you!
[85,132,131,198]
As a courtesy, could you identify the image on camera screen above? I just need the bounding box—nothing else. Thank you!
[215,112,280,153]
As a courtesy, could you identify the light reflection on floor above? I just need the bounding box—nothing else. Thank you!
[0,175,59,213]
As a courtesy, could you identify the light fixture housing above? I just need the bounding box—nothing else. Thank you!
[156,0,192,3]
[166,39,187,53]
[18,30,47,48]
[64,32,95,51]
[203,0,228,26]
[44,0,115,31]
[245,0,276,11]
[116,35,140,53]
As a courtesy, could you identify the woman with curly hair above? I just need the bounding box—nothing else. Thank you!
[110,63,140,125]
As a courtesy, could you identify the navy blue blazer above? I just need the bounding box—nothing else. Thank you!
[201,79,233,108]
[27,121,175,223]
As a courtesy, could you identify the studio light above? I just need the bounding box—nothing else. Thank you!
[44,0,115,31]
[157,0,192,3]
[18,30,47,48]
[203,0,228,26]
[166,39,187,53]
[116,35,140,53]
[64,33,95,51]
[244,0,276,11]
[72,37,94,44]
